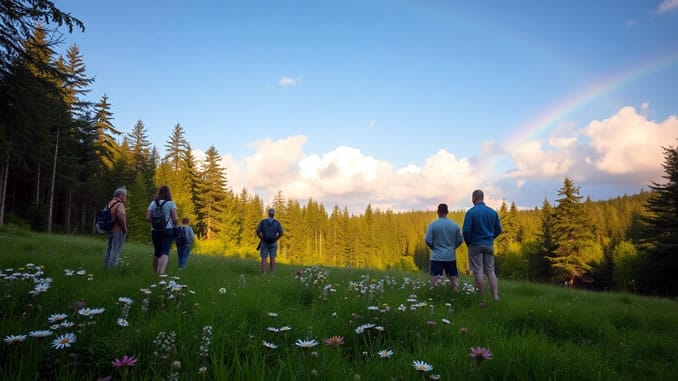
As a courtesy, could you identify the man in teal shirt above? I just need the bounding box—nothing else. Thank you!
[462,190,502,301]
[425,203,464,291]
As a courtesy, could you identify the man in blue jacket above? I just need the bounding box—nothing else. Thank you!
[462,190,502,301]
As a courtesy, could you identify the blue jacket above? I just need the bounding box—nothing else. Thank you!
[462,202,502,247]
[425,217,463,261]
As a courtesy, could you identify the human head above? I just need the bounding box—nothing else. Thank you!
[181,217,189,225]
[472,189,484,205]
[268,208,275,217]
[156,185,172,201]
[437,203,449,216]
[113,187,127,200]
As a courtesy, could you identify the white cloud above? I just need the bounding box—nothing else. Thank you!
[581,106,677,175]
[279,76,300,87]
[658,0,678,13]
[505,105,674,185]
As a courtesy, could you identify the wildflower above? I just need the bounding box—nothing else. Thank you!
[60,321,75,328]
[262,340,278,349]
[48,313,68,323]
[52,332,77,349]
[279,326,292,332]
[426,320,437,326]
[377,349,393,358]
[367,305,379,311]
[78,308,92,317]
[64,269,74,276]
[90,307,106,316]
[310,351,318,358]
[29,330,52,338]
[469,346,493,361]
[112,355,137,367]
[118,297,133,305]
[116,318,129,327]
[171,360,181,370]
[324,336,344,347]
[354,323,375,334]
[397,304,407,312]
[268,312,278,317]
[4,334,27,344]
[266,326,279,333]
[198,366,208,374]
[218,288,226,295]
[295,339,318,349]
[140,288,152,295]
[441,318,451,325]
[459,327,469,335]
[430,374,441,380]
[412,360,433,373]
[375,326,385,332]
[76,270,86,276]
[199,325,212,358]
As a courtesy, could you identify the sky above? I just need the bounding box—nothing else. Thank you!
[57,0,678,214]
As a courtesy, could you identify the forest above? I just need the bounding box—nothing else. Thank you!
[1,2,676,296]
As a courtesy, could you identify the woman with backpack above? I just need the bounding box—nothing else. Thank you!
[146,185,178,275]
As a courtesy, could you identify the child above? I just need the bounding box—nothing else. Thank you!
[176,217,195,270]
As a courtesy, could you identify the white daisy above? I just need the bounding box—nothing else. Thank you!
[52,332,77,349]
[4,334,27,344]
[29,330,52,338]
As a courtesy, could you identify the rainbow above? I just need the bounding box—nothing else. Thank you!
[506,51,678,146]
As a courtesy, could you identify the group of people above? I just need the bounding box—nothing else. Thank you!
[425,189,502,302]
[102,185,196,274]
[102,185,500,298]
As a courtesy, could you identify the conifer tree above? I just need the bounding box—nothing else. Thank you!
[549,177,595,286]
[198,145,228,240]
[642,144,678,295]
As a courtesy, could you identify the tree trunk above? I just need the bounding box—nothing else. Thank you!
[34,164,40,205]
[65,189,72,233]
[47,127,59,234]
[0,155,8,226]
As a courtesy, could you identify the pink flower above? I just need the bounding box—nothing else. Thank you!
[469,346,492,361]
[324,335,344,347]
[112,355,137,368]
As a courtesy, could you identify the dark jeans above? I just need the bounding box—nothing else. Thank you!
[152,228,175,257]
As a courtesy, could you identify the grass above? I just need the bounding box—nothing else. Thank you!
[1,224,677,381]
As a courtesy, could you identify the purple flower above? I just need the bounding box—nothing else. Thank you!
[112,355,137,368]
[469,346,493,361]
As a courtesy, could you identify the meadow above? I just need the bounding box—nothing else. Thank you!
[1,225,677,381]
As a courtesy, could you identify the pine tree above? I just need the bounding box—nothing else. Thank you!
[199,146,228,240]
[549,178,595,286]
[642,144,678,295]
[92,94,120,170]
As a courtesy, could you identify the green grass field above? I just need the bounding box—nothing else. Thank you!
[1,225,677,381]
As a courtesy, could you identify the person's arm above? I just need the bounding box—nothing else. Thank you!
[462,216,472,246]
[170,205,178,225]
[145,202,152,222]
[276,221,283,240]
[256,221,263,240]
[493,212,502,238]
[117,204,128,233]
[424,225,434,250]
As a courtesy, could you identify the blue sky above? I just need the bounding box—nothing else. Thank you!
[59,0,678,213]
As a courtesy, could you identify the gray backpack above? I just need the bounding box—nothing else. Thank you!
[151,200,168,229]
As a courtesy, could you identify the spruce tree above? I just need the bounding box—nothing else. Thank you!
[549,177,595,286]
[642,144,678,295]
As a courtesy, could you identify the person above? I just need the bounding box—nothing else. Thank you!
[256,208,283,274]
[425,203,464,290]
[103,187,128,268]
[146,185,178,275]
[462,189,502,301]
[176,217,195,270]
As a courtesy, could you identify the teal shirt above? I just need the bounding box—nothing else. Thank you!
[425,217,464,261]
[462,202,502,246]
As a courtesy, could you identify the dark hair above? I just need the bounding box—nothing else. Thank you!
[181,217,189,224]
[155,185,173,202]
[437,203,449,215]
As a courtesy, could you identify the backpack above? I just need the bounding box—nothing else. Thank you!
[261,219,279,244]
[151,200,169,230]
[175,226,188,247]
[95,200,120,234]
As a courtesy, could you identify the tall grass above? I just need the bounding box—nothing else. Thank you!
[1,225,676,381]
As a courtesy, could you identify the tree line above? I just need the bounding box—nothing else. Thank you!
[1,3,676,296]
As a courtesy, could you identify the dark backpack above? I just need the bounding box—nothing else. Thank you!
[151,200,168,229]
[95,200,120,234]
[175,226,188,247]
[261,219,279,244]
